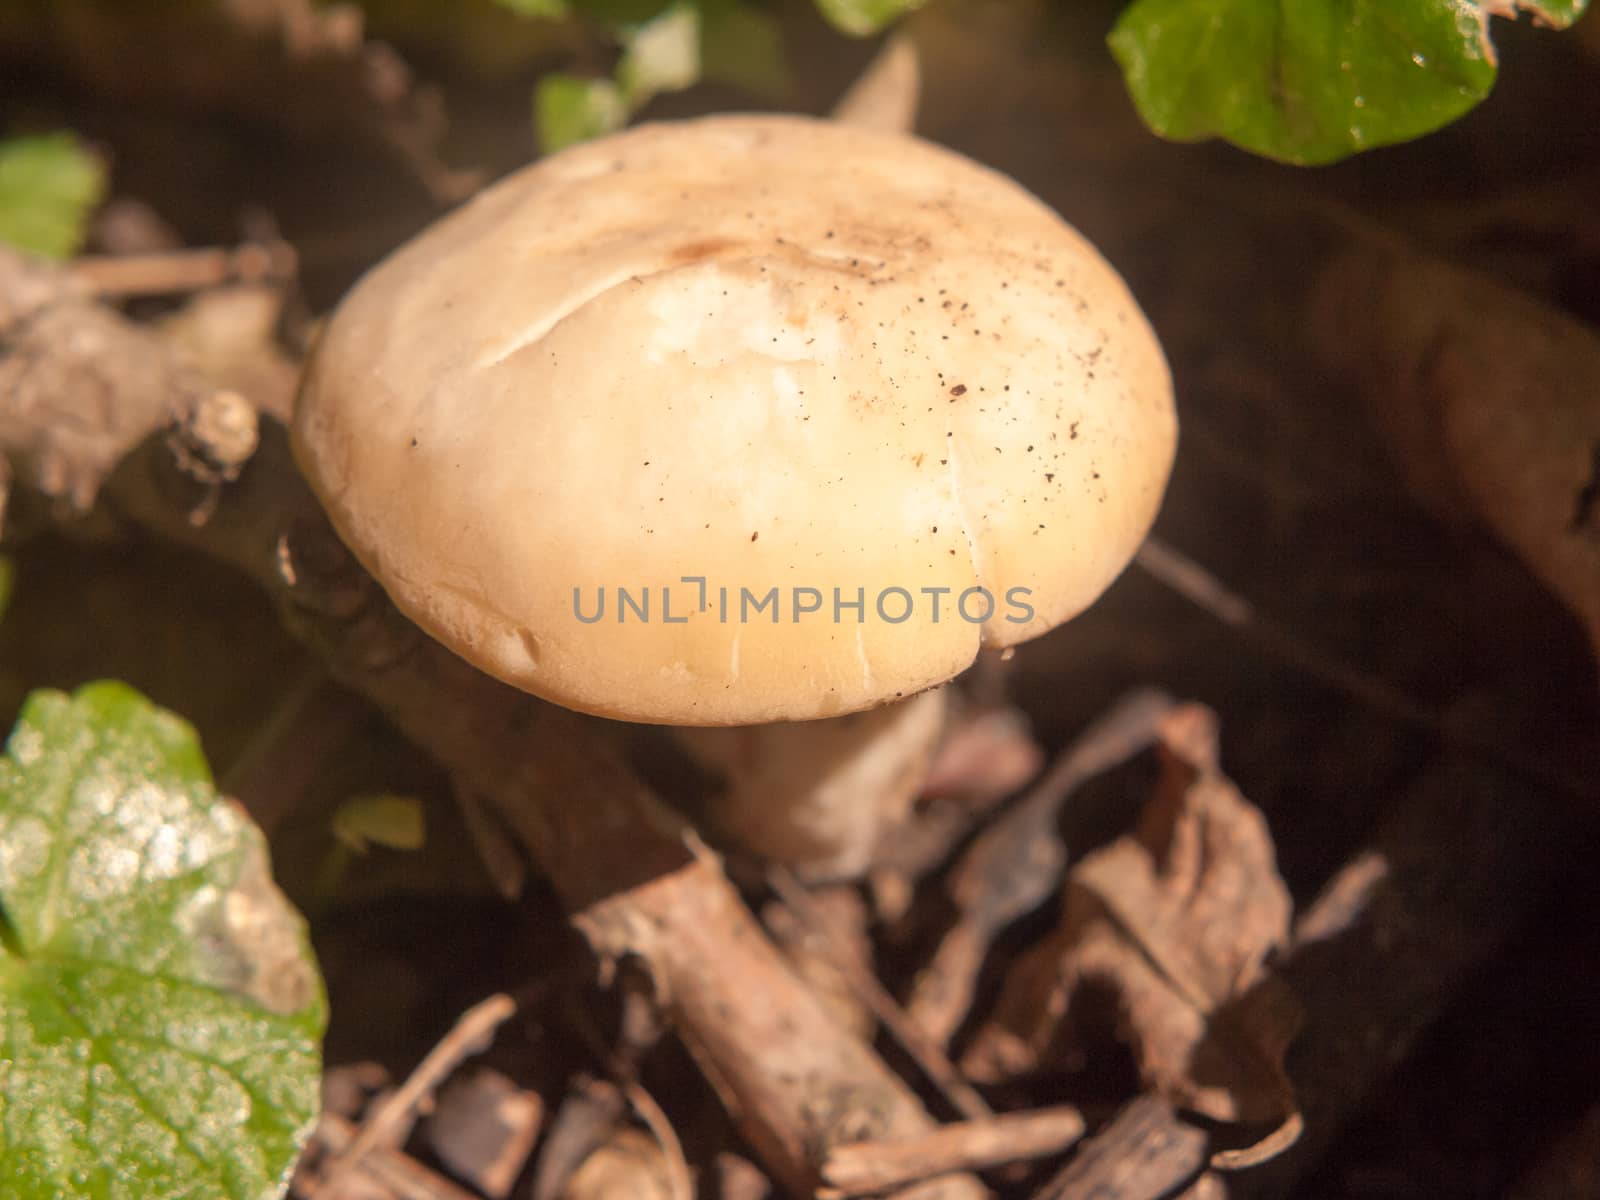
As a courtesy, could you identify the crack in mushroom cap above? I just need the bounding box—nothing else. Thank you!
[293,114,1176,725]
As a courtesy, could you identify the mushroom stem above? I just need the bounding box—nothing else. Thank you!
[673,687,949,880]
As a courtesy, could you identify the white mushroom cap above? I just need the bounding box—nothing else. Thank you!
[294,114,1175,725]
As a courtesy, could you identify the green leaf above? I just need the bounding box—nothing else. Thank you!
[1108,0,1546,165]
[700,0,790,98]
[1515,0,1587,25]
[812,0,923,37]
[331,793,426,854]
[537,73,630,152]
[617,2,701,106]
[0,133,107,259]
[489,0,571,19]
[0,682,325,1200]
[571,0,677,24]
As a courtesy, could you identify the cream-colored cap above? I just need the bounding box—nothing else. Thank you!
[294,114,1175,725]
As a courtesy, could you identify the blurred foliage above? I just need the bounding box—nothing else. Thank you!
[493,0,1590,160]
[1110,0,1592,164]
[697,0,789,96]
[311,791,428,912]
[488,0,919,34]
[528,0,794,150]
[493,0,571,15]
[469,0,892,150]
[332,792,427,854]
[0,133,105,258]
[0,0,1584,230]
[537,72,631,149]
[812,0,921,36]
[537,0,698,149]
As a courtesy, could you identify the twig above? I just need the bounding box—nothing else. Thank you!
[1289,850,1387,948]
[218,665,337,833]
[320,993,518,1196]
[906,690,1177,1046]
[762,886,875,1038]
[0,249,213,521]
[70,242,297,297]
[1031,1095,1207,1200]
[309,1112,480,1200]
[818,1106,1086,1198]
[767,866,993,1122]
[564,972,693,1200]
[621,1078,695,1200]
[1134,536,1589,799]
[560,1127,678,1200]
[532,1076,629,1200]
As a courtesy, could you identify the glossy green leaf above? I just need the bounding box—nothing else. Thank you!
[0,133,106,259]
[0,682,325,1200]
[1109,0,1586,165]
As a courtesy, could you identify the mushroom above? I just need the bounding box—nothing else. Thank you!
[293,114,1175,876]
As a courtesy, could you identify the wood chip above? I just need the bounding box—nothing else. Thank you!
[426,1068,544,1200]
[321,993,518,1196]
[560,1127,676,1200]
[308,1111,479,1200]
[819,1106,1087,1198]
[1032,1095,1207,1200]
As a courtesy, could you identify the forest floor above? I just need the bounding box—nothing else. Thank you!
[2,2,1598,1198]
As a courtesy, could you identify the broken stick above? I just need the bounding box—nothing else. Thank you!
[818,1106,1086,1198]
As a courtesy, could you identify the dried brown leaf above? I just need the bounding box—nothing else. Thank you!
[1315,246,1600,665]
[964,704,1302,1153]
